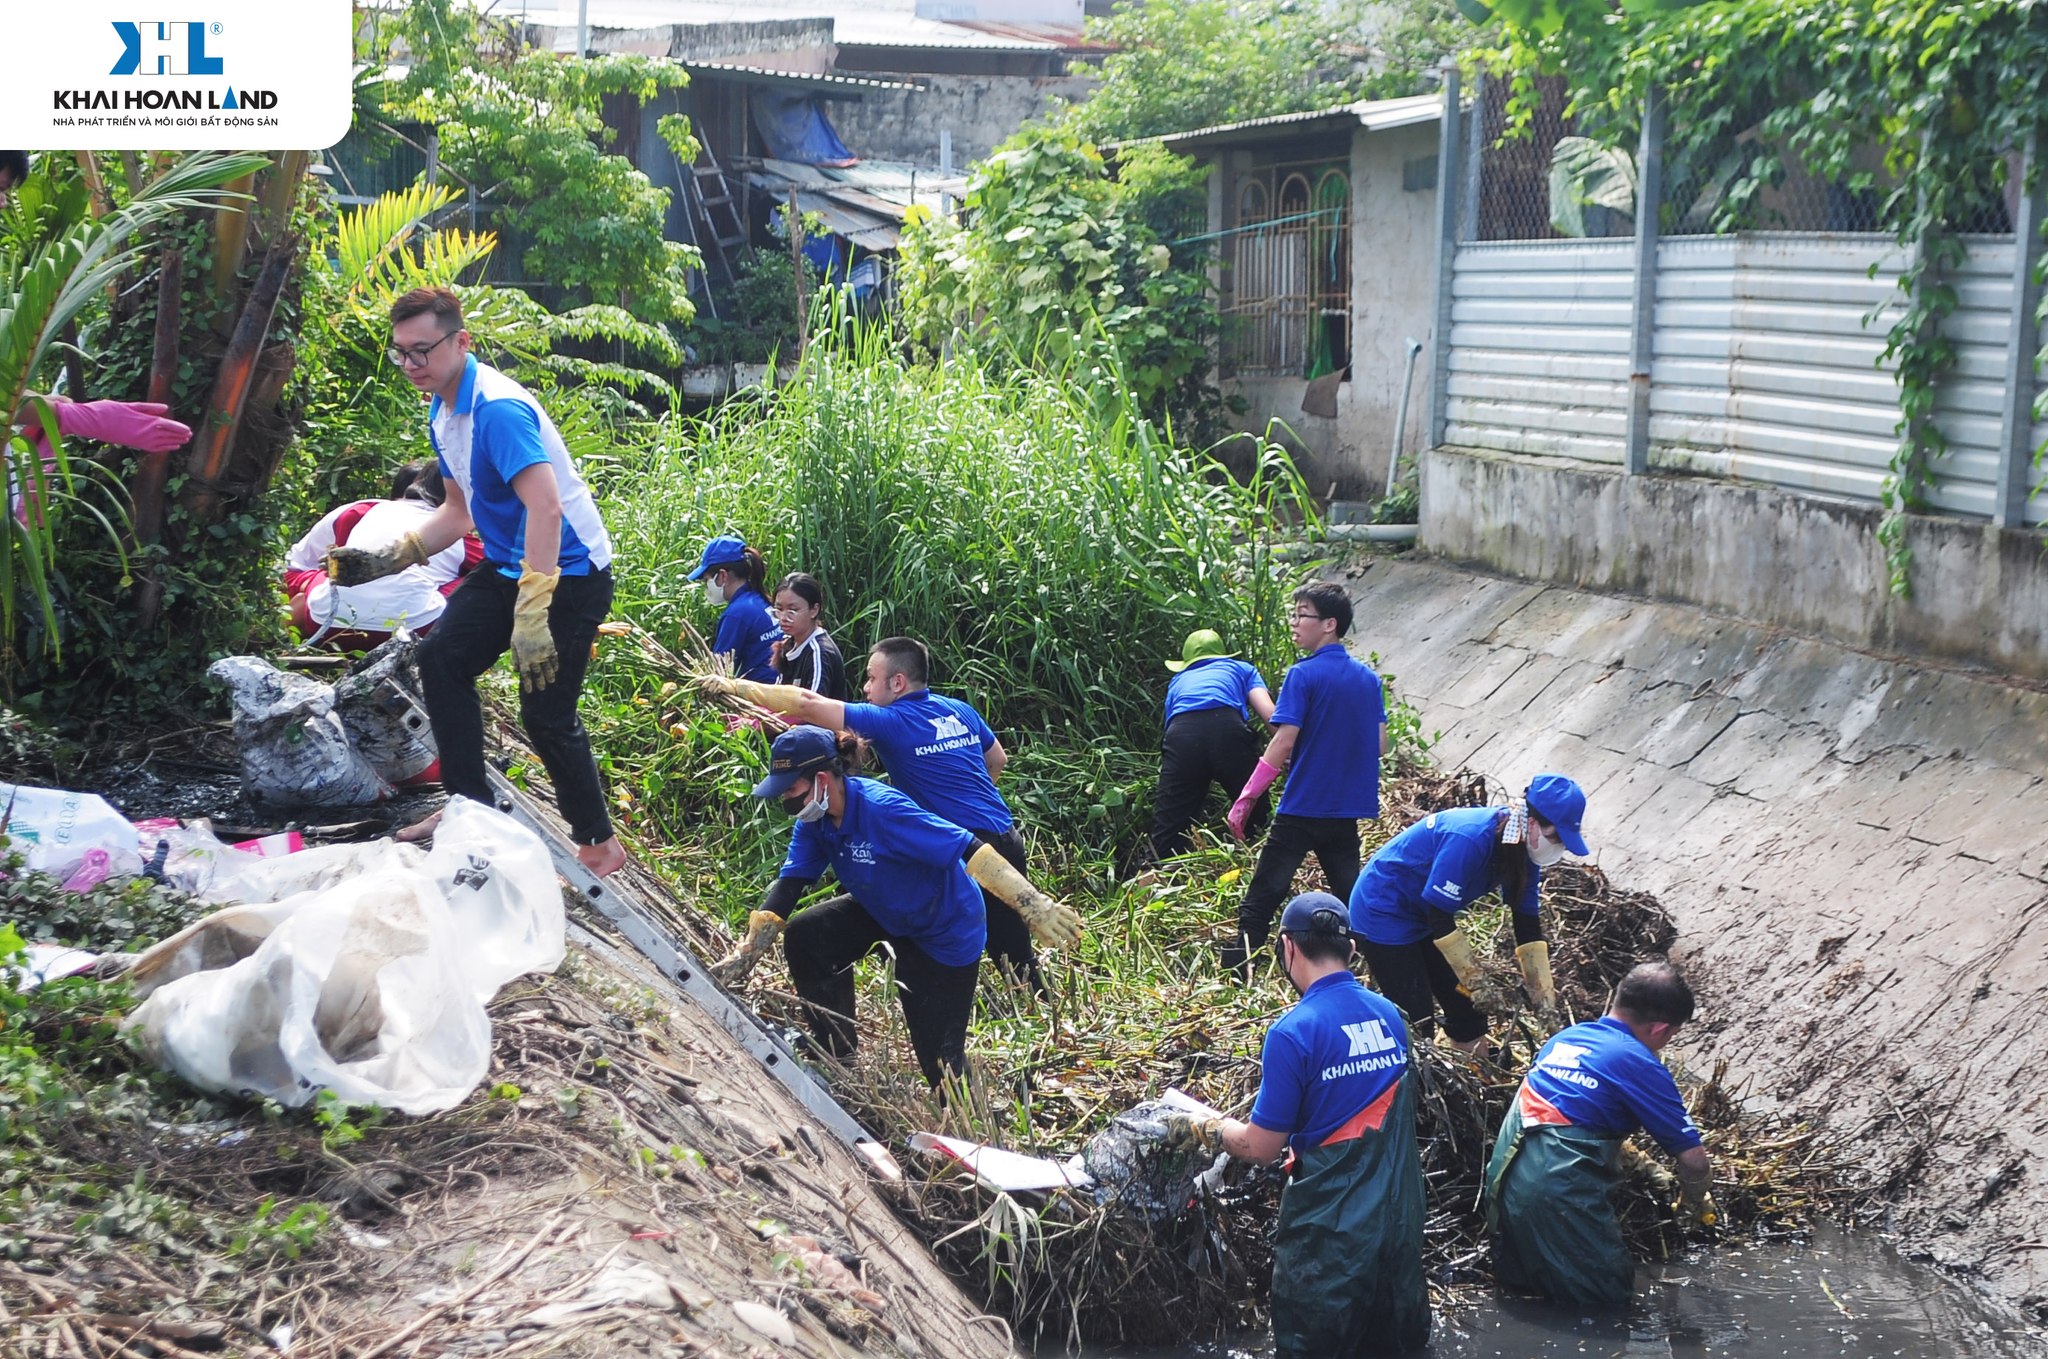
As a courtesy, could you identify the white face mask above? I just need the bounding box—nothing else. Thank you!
[1526,823,1567,868]
[704,576,727,607]
[795,776,831,823]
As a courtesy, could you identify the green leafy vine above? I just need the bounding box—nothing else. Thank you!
[1477,0,2048,593]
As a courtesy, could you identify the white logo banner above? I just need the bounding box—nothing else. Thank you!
[3,0,353,150]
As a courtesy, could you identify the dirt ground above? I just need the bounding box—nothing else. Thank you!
[1345,553,2048,1323]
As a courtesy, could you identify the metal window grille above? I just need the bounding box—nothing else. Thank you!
[1222,161,1351,379]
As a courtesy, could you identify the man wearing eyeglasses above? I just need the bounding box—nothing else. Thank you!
[325,286,626,877]
[1221,581,1387,978]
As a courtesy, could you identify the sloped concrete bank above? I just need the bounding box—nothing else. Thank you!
[1342,554,2048,1320]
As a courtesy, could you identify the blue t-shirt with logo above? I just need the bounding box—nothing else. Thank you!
[713,587,781,683]
[1269,644,1386,820]
[842,690,1013,834]
[1249,971,1411,1152]
[1523,1015,1703,1154]
[779,777,987,967]
[1163,657,1270,726]
[1349,805,1540,946]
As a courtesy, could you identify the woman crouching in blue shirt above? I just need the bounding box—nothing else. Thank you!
[1349,774,1590,1051]
[688,534,781,682]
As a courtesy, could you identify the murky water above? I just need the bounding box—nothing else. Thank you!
[1079,1224,2044,1358]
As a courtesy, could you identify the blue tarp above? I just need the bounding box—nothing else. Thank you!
[750,92,857,168]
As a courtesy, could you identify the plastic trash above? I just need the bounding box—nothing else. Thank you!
[130,820,307,899]
[332,631,439,787]
[123,798,565,1115]
[1075,1090,1229,1224]
[209,656,393,808]
[0,782,143,882]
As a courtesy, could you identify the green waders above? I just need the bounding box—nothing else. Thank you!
[1483,1092,1633,1307]
[1270,1074,1431,1357]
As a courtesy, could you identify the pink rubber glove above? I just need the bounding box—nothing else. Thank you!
[1226,758,1283,842]
[46,399,192,453]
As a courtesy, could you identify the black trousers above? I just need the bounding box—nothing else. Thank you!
[972,826,1046,996]
[1361,938,1488,1043]
[415,564,615,846]
[782,893,981,1085]
[1237,814,1363,952]
[1150,708,1263,861]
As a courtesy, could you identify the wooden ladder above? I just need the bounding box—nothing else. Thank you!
[688,146,750,286]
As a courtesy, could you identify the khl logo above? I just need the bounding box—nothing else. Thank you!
[1341,1019,1396,1058]
[111,21,225,76]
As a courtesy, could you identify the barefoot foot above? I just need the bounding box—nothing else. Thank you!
[577,836,628,878]
[395,809,444,843]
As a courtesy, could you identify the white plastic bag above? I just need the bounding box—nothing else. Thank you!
[123,798,564,1115]
[209,656,393,808]
[0,782,142,881]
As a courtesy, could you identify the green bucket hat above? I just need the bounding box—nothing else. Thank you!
[1166,628,1235,673]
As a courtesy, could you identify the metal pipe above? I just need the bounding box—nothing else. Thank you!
[1624,85,1665,476]
[576,0,589,57]
[1388,336,1423,493]
[1426,61,1462,450]
[1994,123,2046,529]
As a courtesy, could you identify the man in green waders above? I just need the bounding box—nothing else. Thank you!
[1164,892,1429,1355]
[1484,961,1719,1306]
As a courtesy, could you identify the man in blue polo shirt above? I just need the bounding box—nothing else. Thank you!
[1222,581,1387,976]
[708,726,1081,1084]
[326,287,625,877]
[1165,893,1429,1356]
[1485,961,1719,1306]
[1148,627,1276,862]
[700,637,1055,993]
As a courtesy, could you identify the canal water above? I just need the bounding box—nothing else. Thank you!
[1079,1223,2044,1358]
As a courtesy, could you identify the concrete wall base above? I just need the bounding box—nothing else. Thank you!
[1420,446,2048,683]
[1344,553,2048,1320]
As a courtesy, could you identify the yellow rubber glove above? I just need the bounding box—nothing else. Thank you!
[966,843,1083,949]
[1618,1139,1680,1197]
[511,563,561,693]
[324,530,429,586]
[700,676,805,715]
[1433,930,1514,1015]
[1515,940,1557,1012]
[711,910,785,986]
[1678,1185,1721,1229]
[1163,1111,1224,1156]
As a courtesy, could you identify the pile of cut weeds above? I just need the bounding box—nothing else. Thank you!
[715,771,1862,1350]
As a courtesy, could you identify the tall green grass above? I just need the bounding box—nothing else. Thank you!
[595,324,1320,752]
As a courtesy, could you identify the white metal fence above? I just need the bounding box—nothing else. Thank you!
[1425,74,2048,529]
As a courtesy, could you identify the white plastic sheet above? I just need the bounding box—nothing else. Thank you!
[124,798,565,1114]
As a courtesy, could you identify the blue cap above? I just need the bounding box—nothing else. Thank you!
[1277,891,1351,938]
[751,724,839,798]
[687,535,748,581]
[1525,773,1589,856]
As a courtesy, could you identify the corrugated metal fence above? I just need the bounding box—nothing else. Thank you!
[1427,75,2048,529]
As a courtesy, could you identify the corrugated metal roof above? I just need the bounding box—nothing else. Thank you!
[683,60,926,91]
[509,0,1072,53]
[1150,93,1446,152]
[744,156,968,251]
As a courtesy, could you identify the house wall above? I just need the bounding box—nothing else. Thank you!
[825,73,1097,166]
[1211,122,1440,499]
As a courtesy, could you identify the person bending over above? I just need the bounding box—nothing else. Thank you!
[710,725,1082,1084]
[1485,960,1718,1307]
